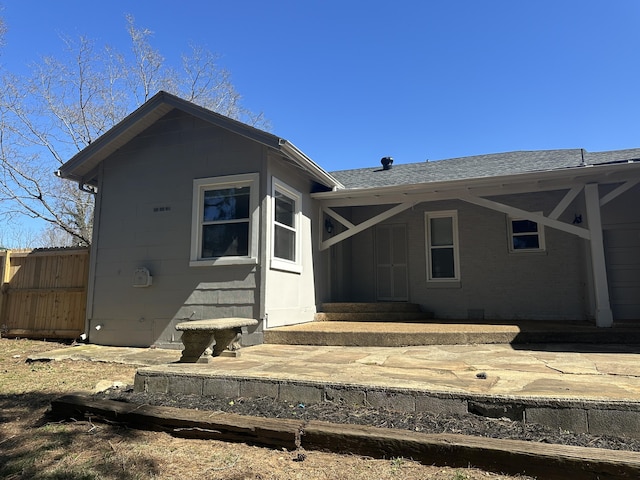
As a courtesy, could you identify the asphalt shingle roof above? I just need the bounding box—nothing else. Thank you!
[329,148,640,189]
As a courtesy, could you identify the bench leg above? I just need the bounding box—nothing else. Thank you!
[178,331,216,363]
[212,328,241,356]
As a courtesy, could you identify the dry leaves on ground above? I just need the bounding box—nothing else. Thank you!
[0,338,533,479]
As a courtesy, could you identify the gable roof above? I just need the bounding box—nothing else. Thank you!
[59,90,640,197]
[330,148,640,190]
[58,91,342,190]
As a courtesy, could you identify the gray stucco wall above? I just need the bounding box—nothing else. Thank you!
[262,156,319,328]
[88,110,266,347]
[342,189,590,320]
[601,183,640,320]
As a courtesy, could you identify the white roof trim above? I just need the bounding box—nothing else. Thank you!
[278,140,343,189]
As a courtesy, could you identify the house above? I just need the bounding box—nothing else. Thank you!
[58,91,640,347]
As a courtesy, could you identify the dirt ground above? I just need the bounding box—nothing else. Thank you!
[5,337,624,480]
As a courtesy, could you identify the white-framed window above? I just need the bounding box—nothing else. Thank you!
[425,210,460,282]
[270,177,302,273]
[507,215,545,253]
[190,173,259,266]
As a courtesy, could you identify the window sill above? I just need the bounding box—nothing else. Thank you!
[426,280,462,289]
[190,257,258,267]
[270,259,302,274]
[508,249,547,256]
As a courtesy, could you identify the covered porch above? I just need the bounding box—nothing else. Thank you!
[314,160,640,329]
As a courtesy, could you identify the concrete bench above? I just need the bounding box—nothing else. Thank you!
[175,317,258,363]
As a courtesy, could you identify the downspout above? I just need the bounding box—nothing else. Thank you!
[258,148,269,338]
[83,164,103,341]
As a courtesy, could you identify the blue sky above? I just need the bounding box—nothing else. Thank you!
[3,1,639,246]
[2,0,639,173]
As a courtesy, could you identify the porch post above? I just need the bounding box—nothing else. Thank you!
[584,183,613,327]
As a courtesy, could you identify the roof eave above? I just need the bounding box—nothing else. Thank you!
[58,91,284,183]
[59,91,339,190]
[312,161,640,201]
[278,140,344,189]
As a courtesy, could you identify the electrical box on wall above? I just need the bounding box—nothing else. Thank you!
[132,267,153,287]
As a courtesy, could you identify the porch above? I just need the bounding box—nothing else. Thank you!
[264,318,640,347]
[264,302,640,347]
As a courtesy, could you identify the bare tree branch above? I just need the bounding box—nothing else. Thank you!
[0,14,268,247]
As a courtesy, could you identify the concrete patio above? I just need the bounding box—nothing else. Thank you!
[34,334,640,439]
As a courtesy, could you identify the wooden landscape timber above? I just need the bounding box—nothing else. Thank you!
[50,394,640,480]
[50,394,302,450]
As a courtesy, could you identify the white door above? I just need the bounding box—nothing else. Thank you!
[376,224,409,301]
[604,225,640,320]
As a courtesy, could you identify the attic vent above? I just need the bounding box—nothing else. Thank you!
[381,157,393,170]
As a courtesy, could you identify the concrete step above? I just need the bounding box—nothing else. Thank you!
[264,321,640,347]
[321,302,423,313]
[265,322,520,347]
[314,312,434,322]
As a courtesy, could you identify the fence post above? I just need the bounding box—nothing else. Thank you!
[0,249,10,327]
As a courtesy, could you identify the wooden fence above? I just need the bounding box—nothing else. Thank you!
[0,247,89,339]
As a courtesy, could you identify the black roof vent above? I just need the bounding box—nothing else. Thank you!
[381,156,393,170]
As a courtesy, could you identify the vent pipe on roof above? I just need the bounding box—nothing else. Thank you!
[381,156,393,170]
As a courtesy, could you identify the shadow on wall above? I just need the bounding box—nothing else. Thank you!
[90,264,261,348]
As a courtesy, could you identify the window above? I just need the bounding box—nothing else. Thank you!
[425,211,460,282]
[508,215,545,252]
[191,173,259,266]
[271,178,302,273]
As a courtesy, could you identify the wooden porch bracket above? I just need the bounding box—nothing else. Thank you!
[600,179,640,207]
[460,185,615,327]
[458,194,591,240]
[320,202,414,250]
[549,186,582,220]
[322,206,355,229]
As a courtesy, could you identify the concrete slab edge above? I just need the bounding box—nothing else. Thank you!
[50,394,640,480]
[134,369,640,439]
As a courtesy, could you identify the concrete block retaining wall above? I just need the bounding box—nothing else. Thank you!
[134,371,640,439]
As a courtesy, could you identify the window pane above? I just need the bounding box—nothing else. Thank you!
[512,219,538,234]
[274,225,295,261]
[201,223,249,258]
[203,187,250,222]
[430,217,453,246]
[512,234,540,250]
[431,248,455,278]
[275,191,295,227]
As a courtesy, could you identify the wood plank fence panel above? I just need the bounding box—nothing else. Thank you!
[0,248,89,339]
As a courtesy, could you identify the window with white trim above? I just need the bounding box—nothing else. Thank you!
[271,178,302,273]
[425,211,460,281]
[190,173,259,266]
[508,215,545,252]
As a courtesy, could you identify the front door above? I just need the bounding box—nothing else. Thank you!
[604,225,640,320]
[376,224,408,301]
